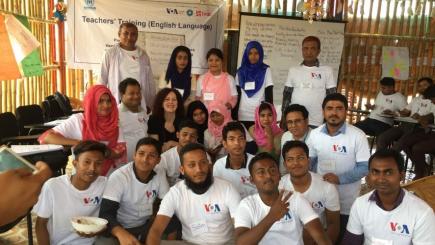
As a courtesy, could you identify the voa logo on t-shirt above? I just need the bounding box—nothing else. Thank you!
[278,212,292,224]
[332,144,347,154]
[146,190,158,199]
[204,203,221,214]
[83,196,101,206]
[240,176,250,184]
[389,222,410,236]
[311,73,322,79]
[311,201,324,210]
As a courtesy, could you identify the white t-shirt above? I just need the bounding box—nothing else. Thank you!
[307,123,370,215]
[347,190,435,244]
[285,65,336,126]
[236,68,274,121]
[155,146,181,187]
[32,175,107,245]
[158,177,241,244]
[52,113,125,144]
[118,103,148,163]
[369,92,407,125]
[405,95,433,116]
[119,49,141,84]
[102,163,169,228]
[234,192,319,245]
[279,129,312,175]
[213,153,257,198]
[278,172,340,227]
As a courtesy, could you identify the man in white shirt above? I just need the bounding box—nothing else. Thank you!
[34,141,108,245]
[342,149,435,244]
[99,23,155,110]
[213,121,257,198]
[118,78,148,163]
[279,140,340,244]
[308,93,370,243]
[279,104,312,175]
[234,152,332,245]
[155,119,198,186]
[96,137,169,245]
[355,77,407,136]
[147,143,241,245]
[377,77,434,150]
[282,36,337,127]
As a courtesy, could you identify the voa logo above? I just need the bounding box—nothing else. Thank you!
[83,196,100,205]
[311,201,324,209]
[146,190,158,199]
[204,203,221,213]
[166,8,194,16]
[333,144,347,153]
[390,222,410,235]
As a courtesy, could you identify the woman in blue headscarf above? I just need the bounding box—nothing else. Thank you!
[165,46,192,102]
[235,41,274,129]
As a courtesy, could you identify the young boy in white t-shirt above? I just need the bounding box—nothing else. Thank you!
[355,77,407,136]
[96,137,169,245]
[34,141,108,245]
[234,152,332,245]
[343,149,435,244]
[147,143,241,245]
[279,140,340,244]
[213,121,257,198]
[155,119,198,186]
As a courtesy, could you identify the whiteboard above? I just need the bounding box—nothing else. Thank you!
[237,14,345,104]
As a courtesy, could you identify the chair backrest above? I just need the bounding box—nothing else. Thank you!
[402,176,435,211]
[54,92,73,116]
[0,112,19,139]
[41,95,66,122]
[15,104,44,135]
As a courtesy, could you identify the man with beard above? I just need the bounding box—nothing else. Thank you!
[234,152,332,245]
[307,93,370,243]
[342,149,435,244]
[146,143,241,245]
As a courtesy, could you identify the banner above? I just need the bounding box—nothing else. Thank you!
[0,14,21,80]
[66,0,225,75]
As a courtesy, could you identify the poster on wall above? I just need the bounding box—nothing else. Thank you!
[66,0,225,76]
[381,46,409,80]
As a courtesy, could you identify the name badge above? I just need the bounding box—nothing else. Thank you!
[244,81,256,90]
[204,92,215,101]
[319,160,336,173]
[371,237,393,245]
[175,88,184,95]
[190,220,208,236]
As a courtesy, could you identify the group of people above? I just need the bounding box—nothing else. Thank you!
[0,22,434,245]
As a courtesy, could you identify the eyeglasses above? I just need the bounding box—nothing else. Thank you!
[286,119,304,126]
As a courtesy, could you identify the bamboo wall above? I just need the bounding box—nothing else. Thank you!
[1,0,434,120]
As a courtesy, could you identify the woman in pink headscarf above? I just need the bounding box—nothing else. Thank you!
[39,85,126,175]
[249,102,283,160]
[203,101,231,161]
[195,48,238,118]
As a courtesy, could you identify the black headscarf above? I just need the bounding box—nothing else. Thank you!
[186,100,208,144]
